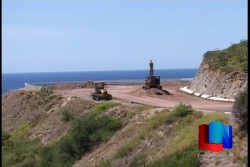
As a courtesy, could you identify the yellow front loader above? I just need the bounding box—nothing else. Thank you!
[91,82,112,101]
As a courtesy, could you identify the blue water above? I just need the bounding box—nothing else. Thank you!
[2,69,197,94]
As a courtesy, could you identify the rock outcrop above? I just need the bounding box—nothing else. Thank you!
[190,40,248,99]
[190,59,248,99]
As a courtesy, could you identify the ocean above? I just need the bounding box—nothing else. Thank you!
[2,69,197,94]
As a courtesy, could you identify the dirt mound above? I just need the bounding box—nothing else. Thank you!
[161,81,191,87]
[128,88,171,97]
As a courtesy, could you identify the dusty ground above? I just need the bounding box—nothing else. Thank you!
[54,81,233,113]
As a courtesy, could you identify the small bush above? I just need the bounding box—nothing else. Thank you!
[91,102,120,115]
[11,122,32,139]
[70,114,122,155]
[40,86,53,94]
[173,103,194,117]
[61,109,74,122]
[232,88,248,132]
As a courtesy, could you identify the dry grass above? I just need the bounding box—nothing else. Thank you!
[163,113,228,157]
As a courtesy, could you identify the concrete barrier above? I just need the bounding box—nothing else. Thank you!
[194,92,201,96]
[201,94,210,99]
[24,83,42,91]
[179,86,194,94]
[209,97,235,102]
[179,86,235,102]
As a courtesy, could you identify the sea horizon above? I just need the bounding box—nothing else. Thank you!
[2,68,197,74]
[2,68,197,94]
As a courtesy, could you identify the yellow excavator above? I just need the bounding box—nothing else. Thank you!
[142,60,162,90]
[91,82,112,101]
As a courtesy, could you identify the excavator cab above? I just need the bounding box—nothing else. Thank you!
[153,75,161,87]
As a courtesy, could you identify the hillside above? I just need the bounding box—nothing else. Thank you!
[190,40,248,99]
[2,89,248,167]
[203,40,248,73]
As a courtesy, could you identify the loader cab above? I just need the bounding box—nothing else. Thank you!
[91,82,112,101]
[94,82,106,92]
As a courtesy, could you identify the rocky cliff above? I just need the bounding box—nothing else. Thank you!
[190,40,248,99]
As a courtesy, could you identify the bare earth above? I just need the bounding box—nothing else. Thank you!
[54,81,233,113]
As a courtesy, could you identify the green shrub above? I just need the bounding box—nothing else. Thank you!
[232,88,248,132]
[38,86,54,98]
[11,122,32,140]
[38,113,122,167]
[61,109,74,122]
[70,114,122,155]
[91,102,120,115]
[173,103,194,117]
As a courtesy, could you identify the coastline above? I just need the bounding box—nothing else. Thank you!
[2,79,193,95]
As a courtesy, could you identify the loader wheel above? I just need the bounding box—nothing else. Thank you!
[95,95,100,101]
[105,94,111,100]
[108,94,112,100]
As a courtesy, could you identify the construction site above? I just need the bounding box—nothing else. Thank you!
[54,60,233,113]
[3,60,244,167]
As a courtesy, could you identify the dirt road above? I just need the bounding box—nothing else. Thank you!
[54,82,233,113]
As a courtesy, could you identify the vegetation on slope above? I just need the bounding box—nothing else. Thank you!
[2,122,41,167]
[38,113,122,167]
[2,90,248,167]
[2,94,122,167]
[97,104,229,167]
[203,40,248,73]
[232,87,248,132]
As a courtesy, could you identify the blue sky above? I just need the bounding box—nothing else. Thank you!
[2,0,247,73]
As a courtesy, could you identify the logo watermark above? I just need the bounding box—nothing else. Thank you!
[198,121,233,152]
